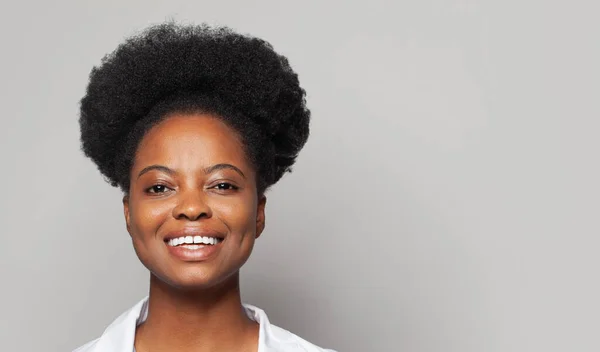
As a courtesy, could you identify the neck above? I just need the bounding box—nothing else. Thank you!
[134,272,258,352]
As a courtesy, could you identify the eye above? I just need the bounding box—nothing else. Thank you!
[146,184,172,194]
[212,182,239,191]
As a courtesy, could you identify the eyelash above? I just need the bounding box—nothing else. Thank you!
[144,183,239,194]
[212,182,239,191]
[145,184,172,194]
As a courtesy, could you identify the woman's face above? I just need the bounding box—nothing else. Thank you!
[123,113,266,290]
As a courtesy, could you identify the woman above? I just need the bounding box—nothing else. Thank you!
[74,22,335,352]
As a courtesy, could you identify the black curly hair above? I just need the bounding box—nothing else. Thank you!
[79,22,310,195]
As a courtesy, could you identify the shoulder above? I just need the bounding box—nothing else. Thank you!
[71,338,99,352]
[268,324,338,352]
[69,297,148,352]
[243,303,336,352]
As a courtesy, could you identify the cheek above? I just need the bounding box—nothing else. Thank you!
[215,198,258,234]
[130,200,172,237]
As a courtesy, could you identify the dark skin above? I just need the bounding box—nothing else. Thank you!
[122,113,267,352]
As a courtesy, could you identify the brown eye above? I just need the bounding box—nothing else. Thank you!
[213,183,239,191]
[146,184,171,194]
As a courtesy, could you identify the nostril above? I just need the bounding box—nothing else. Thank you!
[175,210,210,221]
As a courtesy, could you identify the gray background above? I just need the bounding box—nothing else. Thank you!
[0,1,598,351]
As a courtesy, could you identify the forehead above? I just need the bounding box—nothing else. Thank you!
[133,113,249,170]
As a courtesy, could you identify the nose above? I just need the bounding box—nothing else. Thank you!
[172,189,212,221]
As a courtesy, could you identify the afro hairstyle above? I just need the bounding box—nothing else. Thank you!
[79,22,310,195]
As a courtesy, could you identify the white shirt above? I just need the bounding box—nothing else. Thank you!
[73,297,336,352]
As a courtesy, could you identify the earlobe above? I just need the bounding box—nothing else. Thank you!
[122,195,132,236]
[255,195,267,239]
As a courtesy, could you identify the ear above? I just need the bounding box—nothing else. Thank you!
[122,194,132,237]
[255,195,267,239]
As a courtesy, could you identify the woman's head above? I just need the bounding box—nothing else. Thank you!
[124,113,264,289]
[79,22,310,289]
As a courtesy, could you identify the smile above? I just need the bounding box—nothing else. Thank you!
[167,236,222,247]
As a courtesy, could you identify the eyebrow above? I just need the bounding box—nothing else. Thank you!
[137,163,246,179]
[203,163,246,178]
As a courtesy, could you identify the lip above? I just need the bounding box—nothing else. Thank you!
[163,227,225,262]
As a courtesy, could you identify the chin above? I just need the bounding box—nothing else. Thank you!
[151,266,241,292]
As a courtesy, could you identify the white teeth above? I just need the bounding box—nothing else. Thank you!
[167,236,220,246]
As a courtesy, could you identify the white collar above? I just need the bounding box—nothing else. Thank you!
[82,297,332,352]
